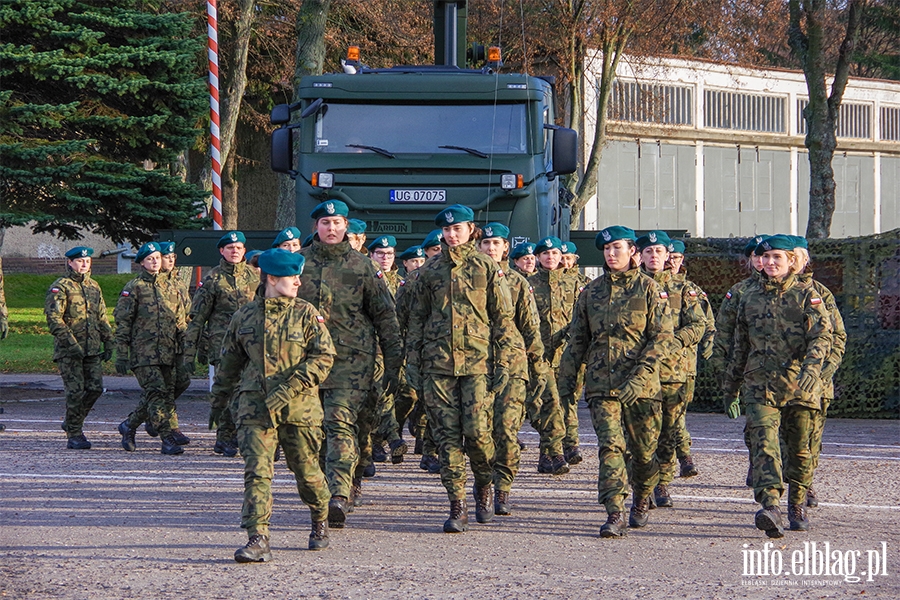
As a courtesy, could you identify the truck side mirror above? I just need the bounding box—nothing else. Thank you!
[270,104,291,125]
[552,127,578,176]
[271,127,294,175]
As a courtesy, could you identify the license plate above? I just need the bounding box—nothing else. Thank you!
[390,189,446,203]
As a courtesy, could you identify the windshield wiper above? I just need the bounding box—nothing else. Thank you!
[346,144,395,158]
[439,145,488,158]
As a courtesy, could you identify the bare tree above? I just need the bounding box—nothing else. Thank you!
[789,0,865,238]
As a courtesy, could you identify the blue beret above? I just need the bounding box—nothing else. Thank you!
[245,249,263,263]
[744,235,767,257]
[258,248,305,276]
[669,239,686,254]
[158,241,176,255]
[509,242,535,260]
[422,229,443,249]
[561,241,578,255]
[636,230,672,251]
[347,218,367,235]
[754,234,795,255]
[398,245,425,261]
[310,200,349,220]
[217,231,246,248]
[135,242,161,263]
[65,246,93,259]
[272,227,302,248]
[481,222,510,240]
[596,226,636,248]
[434,204,474,227]
[534,236,563,255]
[788,235,809,250]
[368,236,397,252]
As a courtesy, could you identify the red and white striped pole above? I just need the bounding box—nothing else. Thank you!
[207,0,223,230]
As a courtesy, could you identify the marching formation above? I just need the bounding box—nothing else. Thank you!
[37,203,843,562]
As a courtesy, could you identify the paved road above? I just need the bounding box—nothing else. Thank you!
[1,376,898,599]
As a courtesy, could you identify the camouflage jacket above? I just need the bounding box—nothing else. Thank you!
[299,238,402,389]
[384,269,402,297]
[505,268,545,382]
[645,269,707,383]
[800,273,846,399]
[564,267,592,289]
[724,272,833,409]
[44,267,114,360]
[406,240,516,376]
[394,271,419,337]
[674,273,716,376]
[558,266,673,400]
[163,269,191,314]
[528,267,581,367]
[184,259,257,363]
[209,296,335,428]
[710,271,763,375]
[114,269,187,368]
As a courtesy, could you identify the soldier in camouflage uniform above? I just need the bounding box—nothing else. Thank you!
[723,235,832,538]
[421,229,443,258]
[667,238,714,478]
[115,242,189,455]
[0,257,7,341]
[790,236,846,508]
[299,200,403,528]
[509,242,536,278]
[558,226,673,538]
[635,232,706,509]
[44,247,114,449]
[346,219,368,252]
[479,223,548,515]
[210,248,336,562]
[183,231,258,457]
[560,241,591,461]
[272,226,302,252]
[406,205,516,532]
[528,236,574,474]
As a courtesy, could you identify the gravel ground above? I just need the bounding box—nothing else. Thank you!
[1,376,898,599]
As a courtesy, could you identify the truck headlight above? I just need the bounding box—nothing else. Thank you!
[312,172,334,189]
[501,174,523,189]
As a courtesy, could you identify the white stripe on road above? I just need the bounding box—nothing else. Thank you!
[2,472,898,511]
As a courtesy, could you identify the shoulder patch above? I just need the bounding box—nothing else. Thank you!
[375,270,384,279]
[659,291,669,299]
[701,291,707,297]
[688,290,698,297]
[578,286,585,293]
[528,286,534,294]
[399,279,406,286]
[50,287,60,294]
[725,291,732,299]
[197,281,203,287]
[316,315,325,323]
[497,269,505,277]
[120,290,130,297]
[810,297,822,305]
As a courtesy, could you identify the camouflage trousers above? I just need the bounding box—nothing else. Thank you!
[57,354,104,437]
[563,365,585,449]
[810,397,830,471]
[128,364,178,436]
[409,393,437,456]
[210,363,237,443]
[423,374,495,500]
[529,374,566,457]
[321,387,376,498]
[745,403,818,507]
[674,376,696,460]
[375,373,417,446]
[656,382,689,485]
[588,396,662,513]
[238,423,330,538]
[493,377,527,492]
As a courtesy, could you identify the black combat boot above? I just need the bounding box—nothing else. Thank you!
[144,422,158,437]
[629,496,651,528]
[679,454,698,478]
[473,484,494,523]
[234,534,271,563]
[806,484,819,508]
[564,445,583,465]
[788,503,810,531]
[420,454,440,473]
[66,434,92,450]
[328,496,348,529]
[118,420,136,452]
[213,438,238,457]
[363,462,376,477]
[494,490,511,516]
[654,484,673,508]
[413,437,424,454]
[372,441,388,463]
[350,478,363,508]
[161,434,185,455]
[273,445,282,462]
[389,438,408,464]
[308,521,329,551]
[755,505,785,539]
[443,499,469,533]
[544,454,570,475]
[600,512,628,538]
[745,464,753,487]
[170,428,190,446]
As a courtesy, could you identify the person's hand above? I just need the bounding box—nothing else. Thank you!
[384,373,400,397]
[115,357,129,375]
[490,366,510,394]
[69,342,85,360]
[100,345,113,362]
[209,405,225,430]
[528,374,548,407]
[197,349,209,366]
[724,395,741,419]
[617,381,641,407]
[700,339,713,360]
[264,385,292,413]
[405,363,421,392]
[798,369,818,393]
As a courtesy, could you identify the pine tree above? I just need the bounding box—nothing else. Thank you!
[0,0,209,244]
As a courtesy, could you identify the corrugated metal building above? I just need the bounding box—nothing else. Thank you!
[581,55,900,238]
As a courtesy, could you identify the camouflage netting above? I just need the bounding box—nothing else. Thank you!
[683,229,900,419]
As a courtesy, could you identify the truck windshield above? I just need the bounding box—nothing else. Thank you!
[313,103,528,155]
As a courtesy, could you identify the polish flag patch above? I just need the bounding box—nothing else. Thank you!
[316,315,325,323]
[120,290,130,297]
[375,270,384,279]
[659,291,669,299]
[497,269,505,277]
[725,291,732,299]
[688,290,698,297]
[50,287,60,294]
[810,297,822,305]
